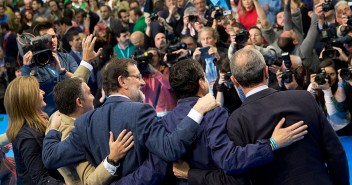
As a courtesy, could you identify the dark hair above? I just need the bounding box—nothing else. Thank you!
[249,26,262,35]
[117,9,127,19]
[63,7,74,19]
[75,8,87,17]
[319,59,335,69]
[66,30,80,42]
[218,57,231,73]
[32,21,54,35]
[129,7,143,17]
[0,23,10,31]
[53,78,84,115]
[100,5,112,13]
[169,59,204,99]
[116,27,129,38]
[102,58,137,95]
[33,0,44,7]
[60,16,72,26]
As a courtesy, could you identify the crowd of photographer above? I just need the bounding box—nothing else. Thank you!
[0,0,349,184]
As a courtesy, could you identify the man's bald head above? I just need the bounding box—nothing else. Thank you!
[130,31,145,47]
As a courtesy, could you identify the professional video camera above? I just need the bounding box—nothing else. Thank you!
[133,52,153,74]
[150,12,159,21]
[340,68,352,81]
[322,0,334,12]
[17,33,53,67]
[315,68,330,85]
[165,42,187,64]
[235,29,249,46]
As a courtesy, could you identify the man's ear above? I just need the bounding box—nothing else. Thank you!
[76,97,83,108]
[68,40,73,47]
[230,75,240,87]
[117,76,128,90]
[198,78,206,90]
[264,66,269,79]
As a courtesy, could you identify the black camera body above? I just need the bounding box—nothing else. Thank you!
[322,0,334,12]
[315,71,330,85]
[188,15,198,22]
[150,12,159,21]
[17,33,53,67]
[165,42,187,65]
[263,52,282,67]
[282,69,294,84]
[340,68,352,81]
[224,72,234,86]
[235,29,249,45]
[133,52,153,74]
[210,6,224,20]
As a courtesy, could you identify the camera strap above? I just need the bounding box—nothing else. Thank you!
[153,83,161,109]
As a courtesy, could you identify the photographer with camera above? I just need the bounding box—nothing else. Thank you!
[214,57,243,114]
[21,22,79,116]
[192,27,226,95]
[140,47,177,119]
[275,54,308,90]
[307,59,352,135]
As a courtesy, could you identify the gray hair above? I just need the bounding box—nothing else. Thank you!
[230,48,266,88]
[197,27,219,44]
[184,7,198,16]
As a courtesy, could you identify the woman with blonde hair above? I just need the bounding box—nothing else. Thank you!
[5,76,64,185]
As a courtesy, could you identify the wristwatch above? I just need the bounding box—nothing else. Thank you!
[106,156,119,166]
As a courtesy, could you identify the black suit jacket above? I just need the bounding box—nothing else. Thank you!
[227,88,349,185]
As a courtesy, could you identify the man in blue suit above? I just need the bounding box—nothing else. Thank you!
[227,48,349,185]
[161,59,307,185]
[42,58,219,184]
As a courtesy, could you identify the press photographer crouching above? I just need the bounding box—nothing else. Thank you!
[139,47,177,119]
[307,59,352,136]
[20,22,78,116]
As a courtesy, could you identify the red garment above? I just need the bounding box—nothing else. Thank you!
[239,8,258,30]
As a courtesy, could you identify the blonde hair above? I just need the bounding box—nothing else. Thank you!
[5,76,48,142]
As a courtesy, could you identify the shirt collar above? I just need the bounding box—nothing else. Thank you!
[245,85,268,98]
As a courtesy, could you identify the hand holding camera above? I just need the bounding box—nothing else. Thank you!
[23,51,33,66]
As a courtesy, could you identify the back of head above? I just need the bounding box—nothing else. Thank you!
[102,58,137,96]
[5,76,47,142]
[230,48,266,88]
[169,59,204,99]
[53,78,84,115]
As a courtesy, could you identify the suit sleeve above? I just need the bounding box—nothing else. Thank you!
[17,131,63,185]
[76,161,115,185]
[311,94,350,185]
[206,108,273,174]
[187,168,249,185]
[139,104,202,162]
[72,64,91,83]
[42,128,86,169]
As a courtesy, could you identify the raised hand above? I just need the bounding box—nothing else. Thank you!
[82,34,102,62]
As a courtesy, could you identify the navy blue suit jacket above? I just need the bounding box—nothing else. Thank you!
[43,96,202,184]
[161,97,273,185]
[227,88,349,185]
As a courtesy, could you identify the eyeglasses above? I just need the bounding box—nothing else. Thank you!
[128,74,142,80]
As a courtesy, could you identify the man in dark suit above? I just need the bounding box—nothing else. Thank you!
[99,5,123,36]
[227,48,349,185]
[42,58,219,184]
[162,59,307,185]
